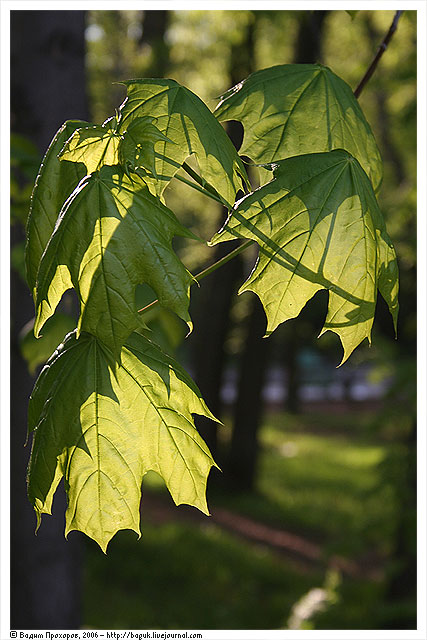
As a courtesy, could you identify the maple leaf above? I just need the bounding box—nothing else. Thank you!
[58,118,121,173]
[27,330,219,552]
[33,166,197,357]
[210,150,398,363]
[26,120,87,296]
[215,64,383,192]
[118,78,249,206]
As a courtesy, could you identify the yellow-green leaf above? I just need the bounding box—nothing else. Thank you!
[215,64,383,192]
[25,120,87,296]
[34,166,196,357]
[118,78,249,206]
[210,150,398,364]
[27,331,219,553]
[20,313,76,375]
[118,116,172,177]
[59,121,121,173]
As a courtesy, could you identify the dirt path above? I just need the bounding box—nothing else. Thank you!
[141,491,382,580]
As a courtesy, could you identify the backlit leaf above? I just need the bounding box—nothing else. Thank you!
[59,120,121,173]
[214,64,383,192]
[27,331,219,552]
[118,116,172,177]
[34,165,196,357]
[118,78,249,206]
[25,120,87,296]
[20,313,76,375]
[210,150,398,364]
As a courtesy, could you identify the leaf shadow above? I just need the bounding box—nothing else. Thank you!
[221,155,397,332]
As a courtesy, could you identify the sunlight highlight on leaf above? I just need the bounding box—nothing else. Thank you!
[118,78,249,206]
[27,331,219,552]
[34,166,196,357]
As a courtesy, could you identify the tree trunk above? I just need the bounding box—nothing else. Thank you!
[277,10,329,414]
[140,10,170,78]
[294,11,329,64]
[226,12,329,490]
[190,18,256,461]
[191,239,244,459]
[226,296,271,491]
[10,10,88,629]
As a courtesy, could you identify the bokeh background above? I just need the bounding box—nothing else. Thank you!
[10,9,417,631]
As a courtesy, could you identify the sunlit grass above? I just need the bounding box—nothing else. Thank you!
[214,410,397,556]
[83,519,384,630]
[83,521,321,629]
[83,409,400,630]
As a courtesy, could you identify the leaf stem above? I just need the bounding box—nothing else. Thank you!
[137,239,254,315]
[195,239,253,283]
[182,161,228,206]
[354,10,403,99]
[174,172,225,205]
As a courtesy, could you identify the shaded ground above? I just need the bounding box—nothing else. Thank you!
[82,407,414,630]
[141,490,380,580]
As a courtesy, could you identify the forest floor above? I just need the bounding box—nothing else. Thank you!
[141,489,381,581]
[83,405,414,630]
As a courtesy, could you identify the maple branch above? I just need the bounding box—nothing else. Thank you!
[181,161,228,205]
[195,239,253,282]
[174,171,225,205]
[137,239,254,315]
[354,10,403,98]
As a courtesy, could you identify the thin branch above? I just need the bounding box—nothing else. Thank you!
[182,161,228,206]
[194,239,253,282]
[174,172,225,205]
[354,10,403,99]
[137,239,254,315]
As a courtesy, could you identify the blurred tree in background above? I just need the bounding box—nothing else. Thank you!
[10,10,88,628]
[10,8,417,631]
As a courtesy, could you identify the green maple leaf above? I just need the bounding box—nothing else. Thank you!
[27,330,219,552]
[210,150,398,364]
[118,116,172,177]
[20,313,76,375]
[58,119,121,173]
[33,165,196,357]
[214,64,383,192]
[118,78,250,206]
[25,120,87,296]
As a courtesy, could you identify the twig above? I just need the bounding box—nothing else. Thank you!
[174,172,225,205]
[137,239,253,315]
[182,161,228,206]
[354,10,403,98]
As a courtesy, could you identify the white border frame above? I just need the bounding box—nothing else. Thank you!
[1,2,425,639]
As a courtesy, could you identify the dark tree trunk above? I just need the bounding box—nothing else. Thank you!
[191,240,244,459]
[294,11,329,64]
[226,296,271,491]
[275,10,329,415]
[140,10,170,78]
[225,12,330,490]
[10,10,88,629]
[224,16,276,491]
[11,10,89,151]
[190,18,256,461]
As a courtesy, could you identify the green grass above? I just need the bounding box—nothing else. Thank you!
[82,408,407,630]
[83,521,320,629]
[83,520,384,630]
[214,411,397,557]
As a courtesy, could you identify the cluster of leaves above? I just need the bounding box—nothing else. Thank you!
[26,64,398,551]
